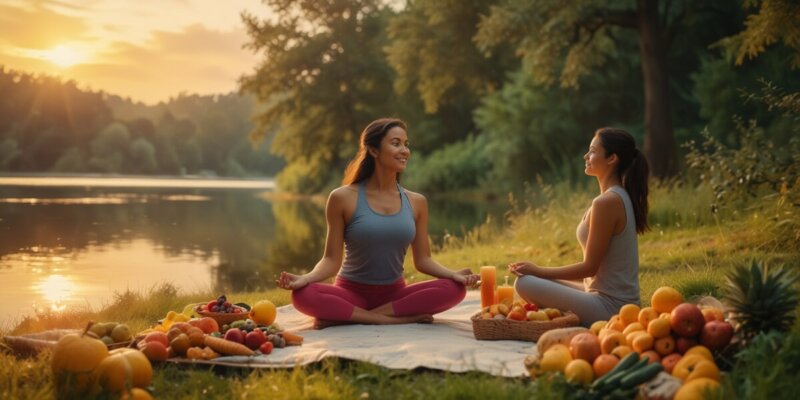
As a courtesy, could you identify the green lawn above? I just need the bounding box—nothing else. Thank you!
[2,182,798,399]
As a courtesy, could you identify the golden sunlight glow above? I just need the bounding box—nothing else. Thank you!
[35,45,87,68]
[35,274,76,312]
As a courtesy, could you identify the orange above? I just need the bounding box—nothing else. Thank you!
[605,315,624,332]
[640,350,662,364]
[654,336,676,356]
[638,307,659,328]
[647,317,671,339]
[592,354,619,377]
[622,322,645,336]
[619,304,641,326]
[632,333,655,353]
[651,286,683,314]
[661,353,682,374]
[611,345,633,360]
[601,332,627,354]
[673,377,720,400]
[564,359,594,385]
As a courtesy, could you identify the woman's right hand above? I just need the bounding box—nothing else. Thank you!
[276,271,309,290]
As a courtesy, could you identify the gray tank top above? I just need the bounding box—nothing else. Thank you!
[338,182,416,284]
[577,186,640,308]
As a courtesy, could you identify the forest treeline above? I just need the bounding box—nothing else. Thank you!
[0,68,284,177]
[1,0,798,193]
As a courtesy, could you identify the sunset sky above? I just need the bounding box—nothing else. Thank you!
[0,0,272,104]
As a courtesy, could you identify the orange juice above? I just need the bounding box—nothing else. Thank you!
[497,276,514,305]
[480,266,497,308]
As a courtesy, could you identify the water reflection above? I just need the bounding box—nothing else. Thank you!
[34,274,75,313]
[0,183,504,322]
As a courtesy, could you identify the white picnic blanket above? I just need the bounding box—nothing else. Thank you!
[203,290,535,377]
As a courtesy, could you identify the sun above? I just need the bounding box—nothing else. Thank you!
[37,45,87,68]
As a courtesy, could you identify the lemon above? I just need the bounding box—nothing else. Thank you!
[250,300,277,326]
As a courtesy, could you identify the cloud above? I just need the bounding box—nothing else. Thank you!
[64,24,258,103]
[0,3,90,49]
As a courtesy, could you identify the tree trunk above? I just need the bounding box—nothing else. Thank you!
[637,0,677,178]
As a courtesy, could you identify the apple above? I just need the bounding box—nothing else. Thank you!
[143,332,169,347]
[670,303,705,337]
[224,328,245,344]
[526,311,549,321]
[245,330,267,350]
[700,320,734,350]
[675,336,698,354]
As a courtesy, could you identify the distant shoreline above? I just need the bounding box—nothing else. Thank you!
[0,173,275,189]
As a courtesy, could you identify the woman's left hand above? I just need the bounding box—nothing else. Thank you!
[451,268,480,288]
[508,261,538,277]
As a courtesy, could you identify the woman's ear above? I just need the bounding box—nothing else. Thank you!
[608,153,618,166]
[367,146,378,158]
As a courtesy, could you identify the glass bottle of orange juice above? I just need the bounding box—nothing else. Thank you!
[479,266,496,308]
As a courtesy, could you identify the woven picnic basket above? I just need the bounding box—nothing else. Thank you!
[471,311,581,342]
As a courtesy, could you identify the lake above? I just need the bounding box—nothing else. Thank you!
[0,176,505,326]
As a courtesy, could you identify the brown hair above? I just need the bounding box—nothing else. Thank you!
[342,118,407,185]
[595,127,650,234]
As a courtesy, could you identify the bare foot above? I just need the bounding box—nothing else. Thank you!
[313,319,352,330]
[389,314,433,325]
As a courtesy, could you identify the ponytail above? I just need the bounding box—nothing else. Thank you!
[622,148,650,234]
[595,128,650,234]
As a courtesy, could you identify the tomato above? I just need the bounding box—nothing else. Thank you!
[523,303,539,312]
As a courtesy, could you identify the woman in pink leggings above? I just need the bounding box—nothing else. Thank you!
[276,118,479,328]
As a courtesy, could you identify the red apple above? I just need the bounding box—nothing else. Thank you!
[245,330,267,350]
[700,320,734,350]
[259,341,274,355]
[224,328,245,344]
[675,336,698,354]
[670,303,705,337]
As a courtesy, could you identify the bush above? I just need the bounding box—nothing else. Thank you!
[403,134,490,193]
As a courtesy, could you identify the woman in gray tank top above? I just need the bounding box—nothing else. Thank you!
[276,118,479,329]
[510,128,651,327]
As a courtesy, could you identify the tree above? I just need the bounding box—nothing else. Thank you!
[240,0,397,193]
[385,0,511,150]
[475,0,729,178]
[720,0,800,69]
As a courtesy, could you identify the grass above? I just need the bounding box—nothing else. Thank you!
[2,181,798,399]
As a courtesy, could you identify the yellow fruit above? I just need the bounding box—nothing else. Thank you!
[540,344,573,373]
[611,345,633,360]
[497,303,510,316]
[672,354,720,382]
[590,320,607,336]
[647,317,671,339]
[250,300,277,326]
[622,322,645,336]
[651,286,683,313]
[121,388,154,400]
[52,324,110,396]
[638,307,659,328]
[674,377,720,400]
[631,333,655,353]
[543,308,562,320]
[564,359,594,385]
[619,304,641,326]
[684,345,714,362]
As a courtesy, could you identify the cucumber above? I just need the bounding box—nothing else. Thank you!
[590,352,639,391]
[606,386,638,400]
[599,358,650,393]
[619,362,664,389]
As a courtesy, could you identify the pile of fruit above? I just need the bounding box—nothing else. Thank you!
[52,322,154,399]
[134,296,301,361]
[88,322,133,346]
[199,295,247,314]
[479,300,565,321]
[526,286,732,399]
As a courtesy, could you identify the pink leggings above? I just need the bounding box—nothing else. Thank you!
[291,276,467,321]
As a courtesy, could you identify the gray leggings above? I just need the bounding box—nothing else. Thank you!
[514,275,618,327]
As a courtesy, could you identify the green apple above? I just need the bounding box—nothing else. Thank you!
[110,324,131,342]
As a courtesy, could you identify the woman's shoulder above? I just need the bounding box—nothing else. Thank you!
[592,190,625,211]
[401,187,427,203]
[328,185,359,205]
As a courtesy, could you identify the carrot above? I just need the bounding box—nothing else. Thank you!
[203,336,254,356]
[281,331,304,346]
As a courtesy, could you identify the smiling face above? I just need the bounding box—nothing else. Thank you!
[583,135,616,177]
[369,126,410,172]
